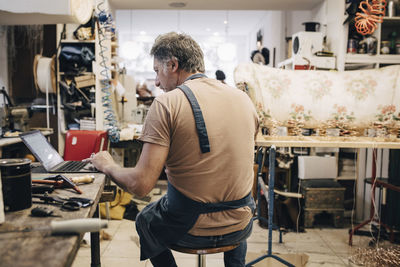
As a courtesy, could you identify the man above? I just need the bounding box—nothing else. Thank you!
[89,32,259,267]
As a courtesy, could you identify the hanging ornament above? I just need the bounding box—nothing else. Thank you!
[355,0,387,35]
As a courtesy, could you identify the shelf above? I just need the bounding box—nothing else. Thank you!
[382,16,400,26]
[59,72,94,75]
[345,54,400,64]
[383,16,400,21]
[336,176,356,181]
[61,39,95,43]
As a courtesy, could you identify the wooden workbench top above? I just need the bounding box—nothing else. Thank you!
[0,172,105,267]
[256,134,400,149]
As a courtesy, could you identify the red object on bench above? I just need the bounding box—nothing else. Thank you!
[64,130,108,161]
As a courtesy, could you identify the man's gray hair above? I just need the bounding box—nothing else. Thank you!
[150,32,205,73]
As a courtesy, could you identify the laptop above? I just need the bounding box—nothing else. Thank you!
[20,130,96,173]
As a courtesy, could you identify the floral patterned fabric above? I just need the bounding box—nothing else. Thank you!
[234,63,400,135]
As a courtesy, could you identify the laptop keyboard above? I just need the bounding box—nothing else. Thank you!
[54,161,87,172]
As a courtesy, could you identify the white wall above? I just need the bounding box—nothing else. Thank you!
[247,11,286,67]
[115,10,264,87]
[325,0,347,70]
[285,10,313,37]
[247,8,336,67]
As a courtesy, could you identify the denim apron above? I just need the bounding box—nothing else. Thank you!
[136,73,255,260]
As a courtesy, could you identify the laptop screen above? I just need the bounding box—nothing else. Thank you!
[20,131,64,171]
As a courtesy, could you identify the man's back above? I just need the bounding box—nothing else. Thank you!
[140,76,259,236]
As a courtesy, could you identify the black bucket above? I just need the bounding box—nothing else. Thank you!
[302,22,320,32]
[0,159,32,212]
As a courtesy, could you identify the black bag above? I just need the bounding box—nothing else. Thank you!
[59,45,95,74]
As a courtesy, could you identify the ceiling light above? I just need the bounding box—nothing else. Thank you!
[169,2,186,8]
[139,31,146,35]
[213,32,219,36]
[224,20,228,24]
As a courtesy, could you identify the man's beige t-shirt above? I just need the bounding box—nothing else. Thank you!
[139,77,259,236]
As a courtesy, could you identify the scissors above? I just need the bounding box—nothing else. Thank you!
[32,194,92,211]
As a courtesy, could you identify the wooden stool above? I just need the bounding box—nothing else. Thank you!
[170,244,239,267]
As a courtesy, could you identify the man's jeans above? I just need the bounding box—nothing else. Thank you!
[150,220,253,267]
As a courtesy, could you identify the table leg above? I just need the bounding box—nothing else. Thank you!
[91,205,101,267]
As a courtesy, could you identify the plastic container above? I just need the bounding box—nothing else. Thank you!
[381,41,390,54]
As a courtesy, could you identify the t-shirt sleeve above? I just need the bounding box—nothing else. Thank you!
[138,99,171,147]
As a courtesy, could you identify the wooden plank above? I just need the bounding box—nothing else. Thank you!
[0,173,105,267]
[256,135,400,149]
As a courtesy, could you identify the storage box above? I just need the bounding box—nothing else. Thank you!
[300,179,345,209]
[74,74,95,89]
[300,179,345,228]
[298,156,337,179]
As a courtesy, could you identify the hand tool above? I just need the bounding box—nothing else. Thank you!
[32,174,83,194]
[32,194,82,211]
[70,174,95,184]
[31,184,55,194]
[31,207,61,217]
[0,218,108,234]
[46,175,83,194]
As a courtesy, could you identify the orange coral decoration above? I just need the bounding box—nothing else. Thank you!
[355,0,387,35]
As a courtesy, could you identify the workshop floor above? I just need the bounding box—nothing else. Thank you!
[71,181,393,266]
[72,219,390,267]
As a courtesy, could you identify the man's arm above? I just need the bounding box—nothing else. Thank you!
[90,142,168,198]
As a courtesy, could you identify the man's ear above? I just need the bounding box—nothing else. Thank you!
[170,58,179,72]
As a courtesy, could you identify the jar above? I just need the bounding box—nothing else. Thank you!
[387,0,397,17]
[381,41,390,54]
[347,39,357,54]
[365,36,377,55]
[358,42,367,54]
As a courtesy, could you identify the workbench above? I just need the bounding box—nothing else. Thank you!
[255,134,400,246]
[0,172,105,267]
[0,129,53,157]
[256,135,400,149]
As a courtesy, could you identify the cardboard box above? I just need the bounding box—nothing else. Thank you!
[298,156,337,179]
[75,74,95,89]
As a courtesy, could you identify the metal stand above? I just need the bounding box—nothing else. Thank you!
[349,149,398,245]
[246,146,294,267]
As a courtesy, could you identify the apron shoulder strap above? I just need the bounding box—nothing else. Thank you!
[177,84,210,153]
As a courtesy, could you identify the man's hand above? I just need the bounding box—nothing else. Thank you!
[85,151,119,175]
[83,143,168,197]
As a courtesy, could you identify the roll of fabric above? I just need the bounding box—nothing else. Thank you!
[33,55,56,94]
[0,0,93,25]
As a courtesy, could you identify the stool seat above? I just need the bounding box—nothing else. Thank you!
[170,244,239,255]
